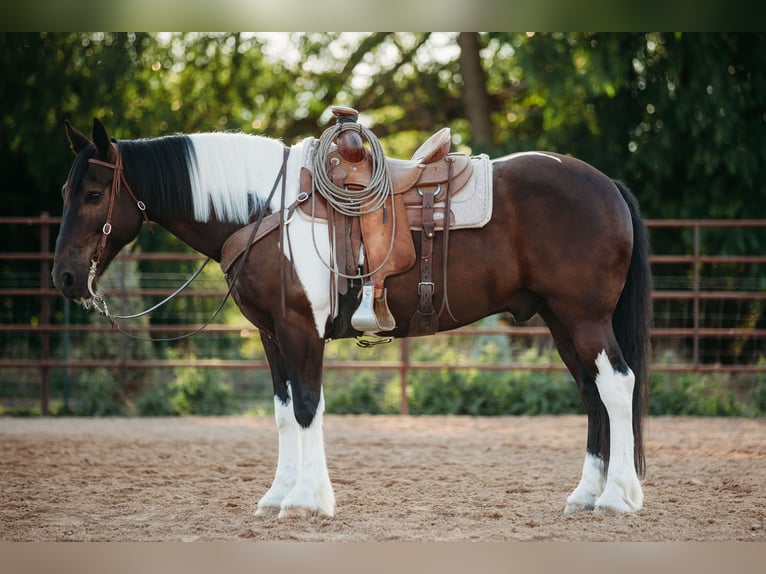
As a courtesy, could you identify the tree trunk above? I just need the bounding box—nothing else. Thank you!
[457,32,494,152]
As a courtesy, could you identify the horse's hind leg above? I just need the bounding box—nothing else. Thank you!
[543,310,642,514]
[590,350,643,514]
[540,309,607,514]
[571,322,643,514]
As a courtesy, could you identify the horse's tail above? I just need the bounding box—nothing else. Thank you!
[611,180,653,478]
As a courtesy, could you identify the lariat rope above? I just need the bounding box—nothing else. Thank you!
[310,121,396,280]
[312,121,392,216]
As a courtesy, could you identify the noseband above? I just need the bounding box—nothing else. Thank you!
[86,142,153,299]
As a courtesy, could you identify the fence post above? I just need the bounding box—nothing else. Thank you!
[399,338,410,415]
[692,224,700,369]
[39,212,51,415]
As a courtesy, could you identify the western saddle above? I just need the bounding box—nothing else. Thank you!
[303,106,474,336]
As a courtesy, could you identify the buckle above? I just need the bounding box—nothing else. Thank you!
[417,281,434,295]
[416,184,441,198]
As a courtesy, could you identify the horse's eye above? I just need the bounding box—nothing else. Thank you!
[85,191,103,204]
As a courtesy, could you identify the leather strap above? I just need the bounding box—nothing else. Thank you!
[408,157,457,336]
[409,186,438,336]
[88,142,153,268]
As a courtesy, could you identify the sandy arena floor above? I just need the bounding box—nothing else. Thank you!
[1,415,764,541]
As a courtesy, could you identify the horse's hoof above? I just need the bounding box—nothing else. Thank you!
[593,496,639,515]
[255,504,281,517]
[277,505,315,520]
[563,502,594,516]
[594,504,631,516]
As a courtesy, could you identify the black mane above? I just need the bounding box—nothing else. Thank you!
[118,136,195,220]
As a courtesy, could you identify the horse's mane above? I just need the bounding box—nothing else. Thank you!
[119,135,196,221]
[118,132,285,224]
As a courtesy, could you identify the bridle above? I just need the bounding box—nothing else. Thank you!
[79,141,291,341]
[85,141,154,302]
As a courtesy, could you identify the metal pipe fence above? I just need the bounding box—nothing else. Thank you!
[1,215,765,415]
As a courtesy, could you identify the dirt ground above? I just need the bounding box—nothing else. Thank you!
[1,415,764,542]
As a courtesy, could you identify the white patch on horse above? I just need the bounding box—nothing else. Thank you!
[188,135,333,337]
[495,151,563,163]
[592,350,644,514]
[188,132,287,223]
[283,142,333,337]
[564,452,605,515]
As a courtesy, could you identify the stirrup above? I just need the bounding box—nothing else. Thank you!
[351,284,396,333]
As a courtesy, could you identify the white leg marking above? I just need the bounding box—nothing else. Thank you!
[592,351,644,514]
[564,452,606,515]
[279,388,335,518]
[256,389,302,515]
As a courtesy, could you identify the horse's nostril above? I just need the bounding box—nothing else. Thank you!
[60,269,75,289]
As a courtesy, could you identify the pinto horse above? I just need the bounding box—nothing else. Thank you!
[53,118,651,518]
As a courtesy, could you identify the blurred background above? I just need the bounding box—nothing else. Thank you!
[1,32,765,416]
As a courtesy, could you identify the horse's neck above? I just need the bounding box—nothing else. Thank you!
[159,218,244,261]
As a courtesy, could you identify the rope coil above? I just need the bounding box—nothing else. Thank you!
[312,121,393,217]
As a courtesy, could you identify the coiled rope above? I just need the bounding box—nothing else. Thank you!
[312,121,392,216]
[309,117,397,280]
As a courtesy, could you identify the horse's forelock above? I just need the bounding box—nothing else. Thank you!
[64,144,97,201]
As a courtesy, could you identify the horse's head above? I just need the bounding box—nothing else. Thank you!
[52,119,145,302]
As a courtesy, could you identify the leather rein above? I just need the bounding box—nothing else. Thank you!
[84,142,290,341]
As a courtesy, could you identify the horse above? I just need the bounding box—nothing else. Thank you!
[53,117,652,519]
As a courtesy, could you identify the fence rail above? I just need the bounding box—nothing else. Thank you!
[1,215,764,415]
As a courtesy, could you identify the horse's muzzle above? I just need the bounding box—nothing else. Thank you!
[52,264,90,301]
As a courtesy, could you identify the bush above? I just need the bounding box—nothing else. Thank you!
[648,371,742,416]
[407,368,582,416]
[136,382,176,416]
[168,367,237,415]
[325,373,397,414]
[77,368,126,416]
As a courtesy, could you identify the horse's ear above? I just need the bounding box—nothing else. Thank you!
[64,120,92,155]
[91,117,112,159]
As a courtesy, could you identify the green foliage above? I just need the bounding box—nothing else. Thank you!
[135,382,176,416]
[77,368,126,416]
[325,373,397,415]
[167,366,237,416]
[649,371,744,416]
[752,369,766,415]
[407,368,581,416]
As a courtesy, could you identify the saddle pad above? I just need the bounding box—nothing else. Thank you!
[298,138,493,231]
[412,153,493,231]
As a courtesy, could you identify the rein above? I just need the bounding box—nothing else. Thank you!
[86,143,291,342]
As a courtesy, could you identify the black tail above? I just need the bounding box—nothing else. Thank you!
[611,180,653,477]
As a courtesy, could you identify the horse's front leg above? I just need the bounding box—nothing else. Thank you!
[257,329,335,518]
[255,333,301,516]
